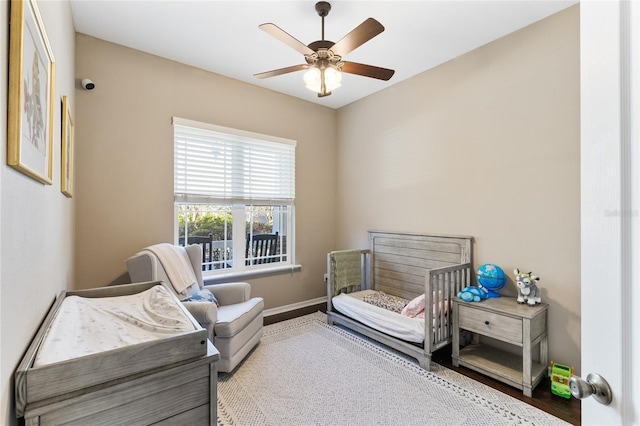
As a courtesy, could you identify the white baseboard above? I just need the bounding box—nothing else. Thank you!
[263,296,326,317]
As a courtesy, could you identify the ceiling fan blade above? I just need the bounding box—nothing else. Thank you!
[330,18,384,57]
[259,23,315,56]
[254,64,309,79]
[341,62,395,81]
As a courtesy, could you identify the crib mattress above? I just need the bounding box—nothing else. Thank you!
[332,290,425,343]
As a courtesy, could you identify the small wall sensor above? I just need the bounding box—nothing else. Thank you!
[81,78,95,90]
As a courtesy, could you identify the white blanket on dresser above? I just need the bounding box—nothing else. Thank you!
[34,286,195,367]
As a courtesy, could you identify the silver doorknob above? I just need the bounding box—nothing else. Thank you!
[569,373,612,405]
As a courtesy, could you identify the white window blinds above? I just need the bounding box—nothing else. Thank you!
[173,117,296,205]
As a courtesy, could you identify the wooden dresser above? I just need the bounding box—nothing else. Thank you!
[21,342,219,425]
[16,282,219,425]
[452,297,548,397]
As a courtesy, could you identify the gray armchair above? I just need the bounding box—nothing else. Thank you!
[126,243,263,372]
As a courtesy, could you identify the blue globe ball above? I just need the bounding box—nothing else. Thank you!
[476,264,506,297]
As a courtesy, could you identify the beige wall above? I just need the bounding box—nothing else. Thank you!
[0,1,77,424]
[74,34,338,308]
[336,6,581,370]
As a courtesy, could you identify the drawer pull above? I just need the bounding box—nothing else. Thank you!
[484,321,490,325]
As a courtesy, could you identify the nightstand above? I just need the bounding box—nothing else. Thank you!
[452,297,548,397]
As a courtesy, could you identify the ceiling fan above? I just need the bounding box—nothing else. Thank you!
[254,1,395,98]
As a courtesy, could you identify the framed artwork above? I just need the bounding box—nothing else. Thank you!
[7,0,56,184]
[61,96,74,197]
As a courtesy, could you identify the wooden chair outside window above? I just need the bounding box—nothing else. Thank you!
[179,233,214,270]
[246,232,279,265]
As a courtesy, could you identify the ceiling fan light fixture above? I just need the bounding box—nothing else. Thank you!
[303,66,342,94]
[303,67,321,90]
[256,1,393,98]
[324,66,342,91]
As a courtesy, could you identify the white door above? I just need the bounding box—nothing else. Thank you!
[580,1,638,424]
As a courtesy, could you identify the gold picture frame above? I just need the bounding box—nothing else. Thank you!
[61,96,74,197]
[7,0,56,184]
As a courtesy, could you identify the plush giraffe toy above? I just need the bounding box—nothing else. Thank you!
[514,269,541,306]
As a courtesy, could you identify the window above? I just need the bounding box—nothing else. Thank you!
[173,117,296,276]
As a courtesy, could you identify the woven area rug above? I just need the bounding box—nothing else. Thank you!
[217,312,570,426]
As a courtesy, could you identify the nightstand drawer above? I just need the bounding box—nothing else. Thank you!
[458,304,522,344]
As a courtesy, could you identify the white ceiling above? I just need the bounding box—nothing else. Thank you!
[70,0,577,109]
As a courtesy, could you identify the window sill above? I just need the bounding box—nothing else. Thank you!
[202,264,302,285]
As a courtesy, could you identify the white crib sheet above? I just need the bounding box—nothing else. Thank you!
[332,290,425,343]
[34,285,196,367]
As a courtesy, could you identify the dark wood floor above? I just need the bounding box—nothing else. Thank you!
[264,304,581,426]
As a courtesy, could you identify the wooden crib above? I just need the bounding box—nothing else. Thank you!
[327,230,473,370]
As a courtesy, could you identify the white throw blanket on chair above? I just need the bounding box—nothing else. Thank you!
[145,244,197,294]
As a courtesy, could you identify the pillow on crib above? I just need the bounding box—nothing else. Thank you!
[182,288,218,306]
[401,294,425,318]
[401,292,450,318]
[362,291,408,313]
